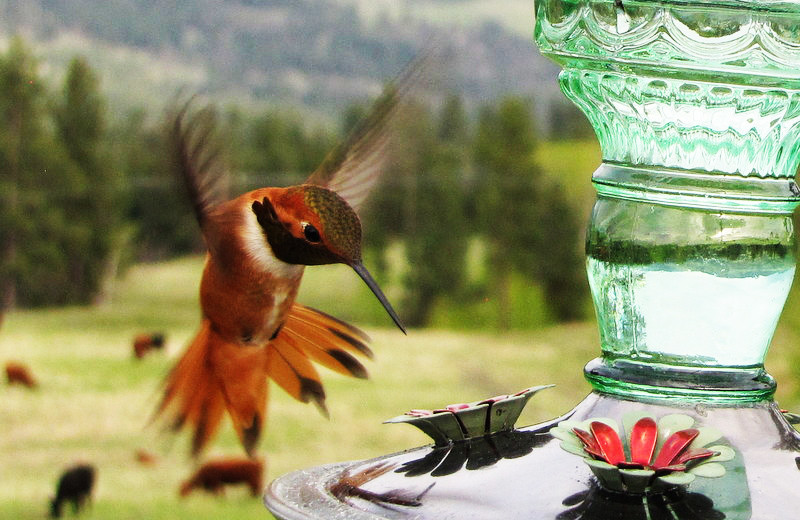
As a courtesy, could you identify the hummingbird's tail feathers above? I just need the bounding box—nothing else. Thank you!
[155,320,227,457]
[266,335,327,415]
[279,325,369,380]
[283,303,373,372]
[167,97,229,231]
[209,338,270,457]
[265,303,375,412]
[156,306,375,457]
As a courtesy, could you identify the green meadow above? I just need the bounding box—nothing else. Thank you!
[0,255,592,519]
[3,254,800,519]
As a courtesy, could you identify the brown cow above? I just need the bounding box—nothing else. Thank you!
[134,450,158,466]
[5,361,37,389]
[132,333,166,359]
[179,457,264,497]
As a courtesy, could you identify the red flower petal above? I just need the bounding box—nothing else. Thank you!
[652,428,699,469]
[590,421,626,466]
[479,395,509,404]
[573,428,604,458]
[629,417,658,467]
[675,448,718,465]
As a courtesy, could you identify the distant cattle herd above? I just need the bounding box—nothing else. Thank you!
[4,332,265,517]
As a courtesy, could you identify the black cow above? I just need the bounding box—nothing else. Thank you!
[50,464,95,518]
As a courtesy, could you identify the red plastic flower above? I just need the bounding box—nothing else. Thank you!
[572,418,718,474]
[551,413,735,494]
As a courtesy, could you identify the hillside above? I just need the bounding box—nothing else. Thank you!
[0,0,563,126]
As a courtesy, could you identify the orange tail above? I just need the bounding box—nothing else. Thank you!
[155,319,269,456]
[157,305,373,456]
[155,320,228,456]
[208,333,269,456]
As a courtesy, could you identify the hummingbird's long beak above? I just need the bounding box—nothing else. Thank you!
[351,262,407,334]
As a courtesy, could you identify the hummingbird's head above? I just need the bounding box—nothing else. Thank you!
[251,184,405,333]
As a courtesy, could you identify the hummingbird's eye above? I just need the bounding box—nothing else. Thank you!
[303,223,321,243]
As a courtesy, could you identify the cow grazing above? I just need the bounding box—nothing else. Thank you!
[132,332,166,359]
[50,464,95,518]
[5,361,37,389]
[135,449,158,466]
[179,458,264,497]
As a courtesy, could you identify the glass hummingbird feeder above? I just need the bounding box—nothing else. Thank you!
[265,1,800,518]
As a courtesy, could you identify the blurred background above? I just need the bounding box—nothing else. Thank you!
[1,1,800,518]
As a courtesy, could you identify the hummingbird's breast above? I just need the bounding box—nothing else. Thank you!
[200,256,302,345]
[199,202,305,345]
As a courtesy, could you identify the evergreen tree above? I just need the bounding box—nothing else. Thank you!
[0,38,32,310]
[363,96,469,327]
[473,96,585,327]
[473,97,540,329]
[437,93,469,144]
[534,178,586,320]
[124,107,203,260]
[55,56,126,304]
[401,96,469,327]
[0,38,84,306]
[0,38,36,310]
[0,40,133,307]
[241,109,335,184]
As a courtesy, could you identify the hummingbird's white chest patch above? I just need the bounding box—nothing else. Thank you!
[266,287,290,330]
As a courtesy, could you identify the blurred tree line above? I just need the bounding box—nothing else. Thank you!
[0,38,587,329]
[0,38,123,308]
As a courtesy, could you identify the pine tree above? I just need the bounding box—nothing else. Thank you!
[472,97,539,329]
[121,108,202,260]
[473,96,586,327]
[55,56,125,304]
[0,40,126,307]
[534,178,586,321]
[0,38,33,310]
[362,96,470,327]
[401,95,470,326]
[0,38,79,307]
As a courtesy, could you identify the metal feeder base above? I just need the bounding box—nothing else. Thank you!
[265,392,800,519]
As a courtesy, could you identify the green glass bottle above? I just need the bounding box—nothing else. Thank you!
[536,0,800,402]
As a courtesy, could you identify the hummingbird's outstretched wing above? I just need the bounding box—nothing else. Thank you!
[168,99,229,232]
[305,48,438,214]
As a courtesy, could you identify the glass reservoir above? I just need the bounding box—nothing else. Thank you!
[585,189,797,400]
[588,198,796,365]
[537,0,800,402]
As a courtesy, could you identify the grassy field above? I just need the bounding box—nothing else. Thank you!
[0,256,599,519]
[2,251,800,519]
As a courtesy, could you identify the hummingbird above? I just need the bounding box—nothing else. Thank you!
[155,57,429,457]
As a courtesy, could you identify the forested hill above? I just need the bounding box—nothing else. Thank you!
[0,0,562,124]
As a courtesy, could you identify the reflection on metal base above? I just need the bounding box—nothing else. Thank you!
[265,392,800,519]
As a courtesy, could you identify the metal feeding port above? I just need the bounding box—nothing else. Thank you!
[384,385,554,447]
